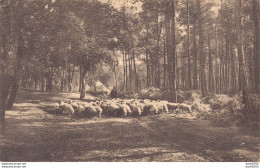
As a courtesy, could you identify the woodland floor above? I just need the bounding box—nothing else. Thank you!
[0,90,259,162]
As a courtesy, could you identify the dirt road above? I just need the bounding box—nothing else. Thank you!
[0,90,259,161]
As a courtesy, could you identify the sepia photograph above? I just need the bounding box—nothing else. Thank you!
[0,0,259,165]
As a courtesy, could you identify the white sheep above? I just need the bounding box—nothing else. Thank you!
[130,103,143,116]
[71,102,79,111]
[53,103,60,110]
[178,103,192,111]
[159,101,169,113]
[77,104,85,117]
[94,105,103,117]
[167,102,179,111]
[117,104,128,117]
[85,105,97,117]
[107,103,120,117]
[143,103,158,116]
[60,103,75,115]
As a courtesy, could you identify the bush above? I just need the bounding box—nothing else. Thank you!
[139,87,162,100]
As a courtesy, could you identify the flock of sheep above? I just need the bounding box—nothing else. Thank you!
[53,98,192,118]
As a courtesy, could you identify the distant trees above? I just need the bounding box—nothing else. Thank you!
[0,0,259,127]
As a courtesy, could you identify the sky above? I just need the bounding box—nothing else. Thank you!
[98,0,143,13]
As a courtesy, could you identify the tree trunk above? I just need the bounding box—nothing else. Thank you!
[166,0,176,102]
[46,73,53,91]
[5,82,19,110]
[230,44,237,93]
[196,0,207,97]
[225,29,229,94]
[156,8,161,88]
[41,74,45,92]
[214,25,219,93]
[123,50,126,91]
[61,69,64,91]
[252,0,260,94]
[187,0,191,90]
[6,6,24,110]
[208,34,213,93]
[163,37,167,89]
[132,49,139,92]
[80,67,87,100]
[34,77,38,90]
[0,74,13,129]
[181,52,185,90]
[67,64,74,92]
[236,0,252,112]
[79,65,82,92]
[128,50,132,91]
[193,21,198,90]
[146,27,150,88]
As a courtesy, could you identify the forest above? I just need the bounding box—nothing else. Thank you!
[0,0,259,162]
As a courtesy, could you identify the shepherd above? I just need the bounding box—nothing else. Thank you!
[110,87,117,98]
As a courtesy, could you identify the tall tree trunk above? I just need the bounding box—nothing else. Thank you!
[230,44,237,93]
[5,81,19,110]
[123,50,126,91]
[252,0,260,94]
[34,77,38,90]
[0,74,13,129]
[41,72,45,92]
[145,27,150,88]
[0,0,25,127]
[167,0,176,102]
[132,49,139,92]
[125,50,128,91]
[128,50,132,91]
[61,69,64,91]
[181,52,185,89]
[225,29,229,94]
[208,34,213,93]
[196,0,207,97]
[193,21,198,90]
[156,8,161,88]
[187,0,191,90]
[214,24,219,93]
[79,65,82,92]
[236,0,252,112]
[6,1,25,110]
[67,64,74,92]
[80,67,87,100]
[163,37,167,89]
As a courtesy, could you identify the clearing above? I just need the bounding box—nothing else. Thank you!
[0,90,259,162]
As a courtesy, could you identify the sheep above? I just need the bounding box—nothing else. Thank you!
[53,102,60,110]
[65,100,72,104]
[159,101,169,113]
[60,103,75,115]
[117,104,128,117]
[100,102,109,117]
[85,105,97,117]
[93,100,102,106]
[130,103,143,116]
[71,102,79,111]
[178,103,192,111]
[140,99,151,104]
[94,105,103,117]
[107,103,120,117]
[77,104,85,117]
[125,104,132,116]
[167,102,179,111]
[142,103,158,116]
